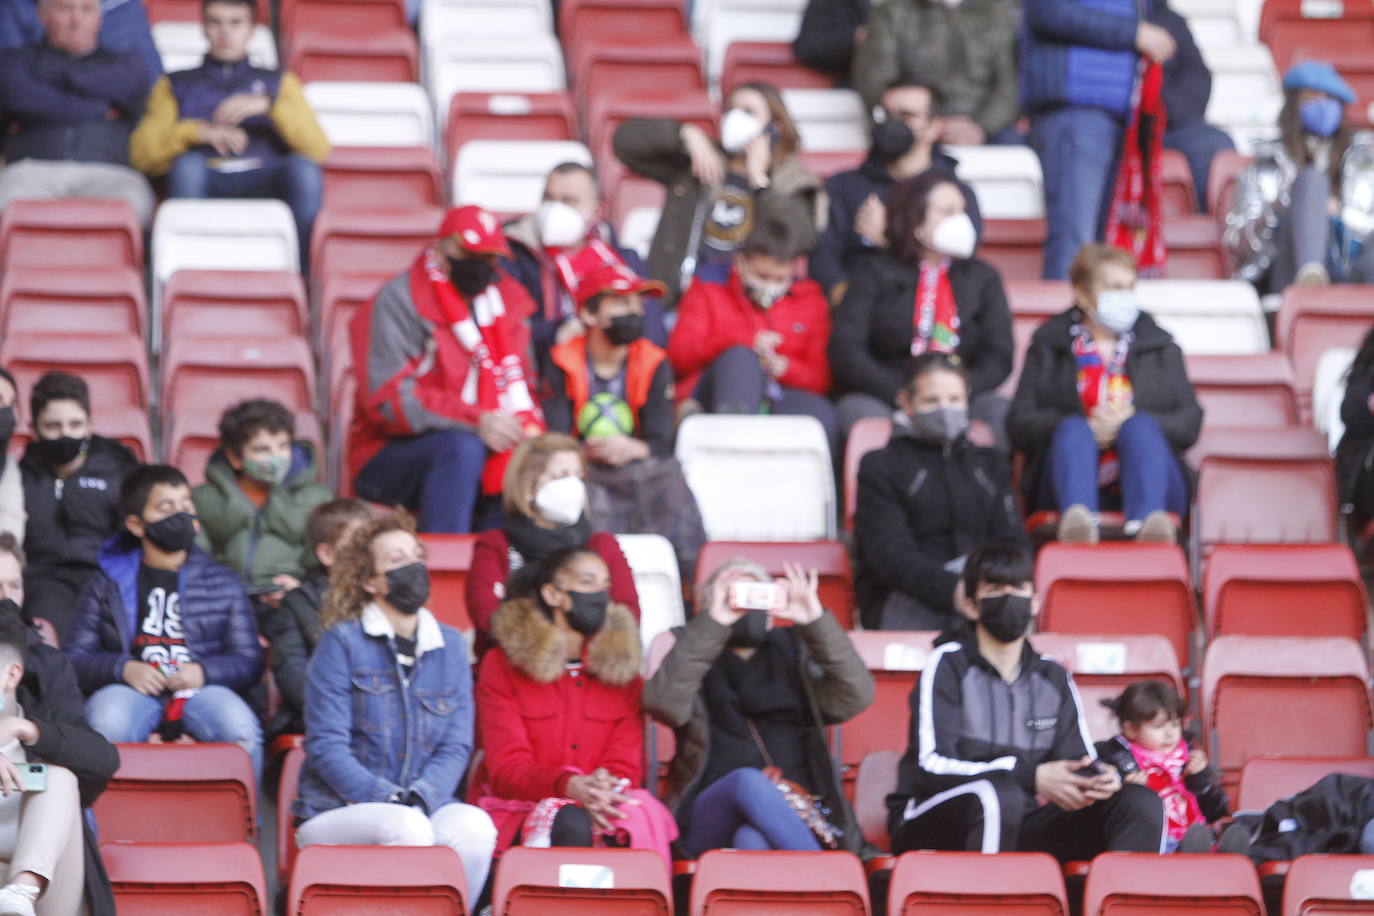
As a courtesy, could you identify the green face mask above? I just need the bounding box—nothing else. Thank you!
[243,453,290,487]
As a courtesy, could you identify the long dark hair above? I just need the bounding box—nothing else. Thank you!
[885,170,962,265]
[1279,88,1353,189]
[1101,680,1187,727]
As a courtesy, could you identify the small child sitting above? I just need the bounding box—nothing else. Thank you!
[1096,680,1229,853]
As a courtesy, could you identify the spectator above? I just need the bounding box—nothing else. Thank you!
[0,0,162,81]
[829,171,1013,445]
[0,0,154,227]
[669,217,838,455]
[1008,244,1201,544]
[129,0,328,270]
[502,161,667,376]
[854,0,1020,145]
[543,264,706,580]
[293,511,496,899]
[474,547,673,858]
[887,542,1165,857]
[854,353,1026,630]
[1338,325,1374,531]
[1153,0,1233,212]
[1227,63,1374,289]
[0,540,119,916]
[0,369,26,546]
[349,205,541,534]
[810,80,983,305]
[1022,0,1178,279]
[467,434,639,652]
[644,559,872,856]
[20,372,136,641]
[66,464,265,779]
[191,398,332,618]
[792,0,871,83]
[613,82,825,304]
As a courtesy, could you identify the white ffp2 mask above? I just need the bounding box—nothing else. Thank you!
[720,108,766,154]
[927,212,977,259]
[536,200,588,249]
[533,475,586,527]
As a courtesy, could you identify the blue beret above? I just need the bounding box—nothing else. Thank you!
[1283,61,1356,105]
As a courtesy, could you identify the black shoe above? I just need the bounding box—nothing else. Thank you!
[1178,824,1214,853]
[1215,822,1253,856]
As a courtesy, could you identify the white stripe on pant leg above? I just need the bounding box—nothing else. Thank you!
[901,779,1004,854]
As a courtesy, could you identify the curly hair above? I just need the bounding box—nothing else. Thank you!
[319,509,419,629]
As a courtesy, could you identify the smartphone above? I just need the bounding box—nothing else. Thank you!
[729,581,786,612]
[18,763,45,793]
[1073,761,1103,779]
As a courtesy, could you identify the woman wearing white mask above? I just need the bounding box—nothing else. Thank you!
[829,171,1013,449]
[612,81,824,304]
[466,433,640,656]
[1008,244,1201,545]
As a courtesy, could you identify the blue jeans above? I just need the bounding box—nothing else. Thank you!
[682,767,822,856]
[1047,414,1187,523]
[1163,121,1235,213]
[1029,107,1123,280]
[354,428,487,533]
[84,683,264,780]
[166,151,323,271]
[693,345,841,461]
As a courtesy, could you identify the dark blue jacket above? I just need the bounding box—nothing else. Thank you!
[168,57,289,163]
[1020,0,1142,117]
[65,534,264,696]
[1153,0,1211,126]
[0,0,162,78]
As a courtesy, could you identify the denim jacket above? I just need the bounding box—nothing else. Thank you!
[294,604,474,820]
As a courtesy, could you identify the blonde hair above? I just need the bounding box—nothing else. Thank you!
[500,432,586,516]
[1069,244,1138,295]
[319,509,419,629]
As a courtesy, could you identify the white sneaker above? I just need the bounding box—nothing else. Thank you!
[0,882,38,916]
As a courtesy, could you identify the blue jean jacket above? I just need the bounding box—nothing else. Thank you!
[294,605,474,820]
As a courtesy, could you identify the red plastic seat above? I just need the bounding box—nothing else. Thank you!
[1283,854,1374,915]
[1163,215,1226,279]
[720,41,833,96]
[842,416,893,532]
[0,198,142,270]
[165,410,324,486]
[310,206,442,298]
[145,0,265,20]
[889,851,1069,915]
[318,272,389,356]
[603,162,668,227]
[1203,635,1373,797]
[795,149,869,179]
[854,750,900,853]
[163,269,309,341]
[1237,756,1374,813]
[331,372,357,495]
[562,0,687,54]
[1002,279,1072,397]
[103,841,267,915]
[160,335,316,429]
[1276,284,1374,421]
[1161,148,1198,216]
[1202,544,1366,642]
[1,331,149,412]
[978,218,1047,282]
[277,746,305,884]
[286,26,418,82]
[288,844,471,914]
[321,147,444,210]
[1082,852,1263,915]
[492,846,672,914]
[1260,0,1374,73]
[1207,150,1253,224]
[688,849,870,915]
[1184,353,1300,429]
[278,0,405,44]
[92,743,257,843]
[1031,633,1185,743]
[0,267,146,337]
[444,92,578,155]
[1035,543,1197,668]
[838,631,937,796]
[571,36,706,117]
[693,540,856,629]
[418,533,477,632]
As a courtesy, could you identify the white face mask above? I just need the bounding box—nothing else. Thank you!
[720,108,766,154]
[926,212,977,259]
[536,200,588,249]
[533,475,586,527]
[1094,289,1140,334]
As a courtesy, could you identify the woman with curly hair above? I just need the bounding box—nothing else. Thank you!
[292,510,497,901]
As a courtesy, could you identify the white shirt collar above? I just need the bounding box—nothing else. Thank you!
[360,603,445,656]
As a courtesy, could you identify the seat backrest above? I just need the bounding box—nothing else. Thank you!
[1202,43,1283,130]
[103,841,268,916]
[1184,353,1299,428]
[1202,544,1366,641]
[854,750,900,852]
[492,846,671,915]
[151,200,299,291]
[1136,279,1269,354]
[277,747,305,883]
[310,207,441,289]
[304,81,435,149]
[2,331,149,413]
[1236,756,1374,813]
[1276,284,1374,415]
[890,851,1068,915]
[93,744,257,844]
[842,416,891,531]
[443,90,578,149]
[614,533,685,652]
[288,844,470,914]
[563,0,686,52]
[0,267,146,338]
[689,848,869,915]
[837,631,936,778]
[978,219,1047,283]
[425,33,565,116]
[289,27,420,84]
[453,140,593,216]
[1313,347,1355,450]
[153,20,276,71]
[1082,853,1263,915]
[1194,459,1337,553]
[417,533,477,632]
[693,540,854,628]
[163,269,309,340]
[1282,854,1374,916]
[702,0,807,83]
[161,336,316,423]
[0,198,143,270]
[720,40,833,96]
[1031,632,1185,742]
[779,88,866,152]
[945,144,1046,219]
[419,0,552,43]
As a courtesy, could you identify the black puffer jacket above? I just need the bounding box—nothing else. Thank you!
[263,566,327,736]
[20,436,136,580]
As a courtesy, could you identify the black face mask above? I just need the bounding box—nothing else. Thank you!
[871,115,916,163]
[978,593,1034,643]
[0,407,15,450]
[0,598,20,622]
[726,609,769,648]
[32,434,86,468]
[447,256,497,298]
[565,589,608,636]
[605,313,644,346]
[385,562,430,616]
[143,511,197,553]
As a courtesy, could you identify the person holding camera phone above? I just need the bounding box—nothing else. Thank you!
[886,542,1165,858]
[644,559,873,857]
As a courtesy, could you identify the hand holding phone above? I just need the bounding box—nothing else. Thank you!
[728,581,787,612]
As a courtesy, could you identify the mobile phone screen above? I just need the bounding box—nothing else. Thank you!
[19,763,45,793]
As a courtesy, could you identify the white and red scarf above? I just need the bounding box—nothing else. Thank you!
[1127,738,1205,845]
[910,260,960,356]
[541,237,625,322]
[1105,59,1168,275]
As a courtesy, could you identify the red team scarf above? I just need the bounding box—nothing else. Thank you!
[541,237,625,323]
[1072,325,1134,487]
[1105,59,1168,275]
[1127,738,1205,846]
[910,260,960,356]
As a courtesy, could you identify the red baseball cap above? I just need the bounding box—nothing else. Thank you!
[574,262,667,308]
[438,205,511,257]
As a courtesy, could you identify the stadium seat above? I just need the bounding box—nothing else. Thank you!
[0,331,149,413]
[561,0,687,54]
[795,149,869,179]
[1276,285,1374,421]
[277,746,305,884]
[288,27,419,82]
[614,533,685,652]
[1259,0,1374,74]
[1180,0,1244,51]
[417,533,477,632]
[1035,543,1197,669]
[452,140,593,215]
[676,414,836,541]
[103,841,268,915]
[838,631,936,795]
[93,743,257,843]
[443,92,578,154]
[492,846,672,914]
[571,36,707,117]
[1236,756,1374,813]
[425,34,566,120]
[279,0,406,44]
[1202,544,1366,642]
[854,750,899,852]
[1207,149,1254,220]
[145,0,267,21]
[161,335,316,429]
[152,20,277,71]
[780,88,866,152]
[1313,348,1354,453]
[0,198,142,270]
[165,410,324,486]
[619,206,661,261]
[304,81,436,148]
[163,269,309,341]
[1283,854,1374,915]
[688,848,869,915]
[698,0,807,85]
[842,416,892,531]
[1201,44,1283,145]
[320,146,444,210]
[1162,148,1199,216]
[1135,279,1269,354]
[288,844,471,914]
[1081,852,1264,915]
[945,145,1046,220]
[1203,635,1373,796]
[720,41,832,96]
[309,206,441,297]
[1189,425,1332,472]
[329,371,357,494]
[318,270,388,363]
[978,218,1047,283]
[1184,353,1300,428]
[1163,215,1227,279]
[889,851,1070,915]
[0,267,146,337]
[4,404,154,463]
[694,540,854,628]
[419,0,553,45]
[1001,278,1072,397]
[1030,633,1186,743]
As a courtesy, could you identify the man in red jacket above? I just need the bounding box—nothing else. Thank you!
[349,205,541,533]
[668,217,837,455]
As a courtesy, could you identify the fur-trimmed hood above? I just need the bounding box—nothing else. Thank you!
[489,596,641,686]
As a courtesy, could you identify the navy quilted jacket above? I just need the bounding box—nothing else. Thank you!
[1021,0,1142,116]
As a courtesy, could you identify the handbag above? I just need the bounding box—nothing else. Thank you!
[745,718,842,849]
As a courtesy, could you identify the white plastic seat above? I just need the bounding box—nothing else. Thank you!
[420,0,552,42]
[1136,279,1270,354]
[452,139,592,212]
[423,33,565,124]
[614,534,685,653]
[152,21,277,72]
[303,81,434,148]
[1313,347,1355,452]
[779,88,866,153]
[1202,44,1283,138]
[619,206,661,261]
[698,0,806,84]
[944,144,1045,219]
[675,414,837,541]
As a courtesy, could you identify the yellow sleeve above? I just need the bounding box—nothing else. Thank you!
[128,76,207,177]
[269,72,331,163]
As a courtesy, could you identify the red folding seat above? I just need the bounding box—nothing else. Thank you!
[1276,284,1374,421]
[1031,633,1184,742]
[331,372,357,495]
[562,0,687,53]
[1203,635,1373,797]
[854,750,900,852]
[318,272,389,355]
[286,26,419,82]
[604,165,668,232]
[1189,426,1332,472]
[1207,150,1253,226]
[145,0,265,20]
[288,844,471,914]
[310,207,442,298]
[1283,854,1374,915]
[104,841,268,915]
[1035,543,1197,668]
[1260,0,1374,73]
[978,218,1047,283]
[720,41,834,96]
[278,0,405,44]
[1002,278,1071,397]
[795,149,868,179]
[688,849,870,915]
[1,331,149,412]
[1203,544,1366,642]
[418,533,477,632]
[1081,852,1263,915]
[1162,148,1198,216]
[1237,756,1374,813]
[93,743,257,843]
[163,269,308,341]
[842,416,892,531]
[837,631,937,796]
[444,92,578,156]
[166,410,325,486]
[0,198,142,270]
[320,147,444,210]
[1184,353,1300,428]
[0,267,145,337]
[492,846,672,914]
[571,37,706,117]
[1163,215,1226,279]
[693,540,856,629]
[161,335,316,430]
[277,746,305,884]
[889,851,1069,915]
